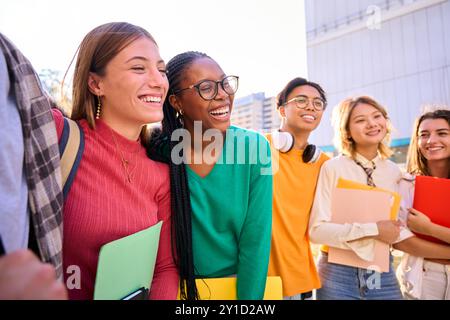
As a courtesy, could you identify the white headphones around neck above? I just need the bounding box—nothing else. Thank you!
[271,130,322,164]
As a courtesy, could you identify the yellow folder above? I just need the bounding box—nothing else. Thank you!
[177,276,283,300]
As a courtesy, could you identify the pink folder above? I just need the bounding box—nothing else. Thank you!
[328,188,392,272]
[413,176,450,245]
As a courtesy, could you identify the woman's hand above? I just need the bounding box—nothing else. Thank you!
[407,208,433,236]
[375,220,401,244]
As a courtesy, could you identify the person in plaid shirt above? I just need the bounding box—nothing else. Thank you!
[0,33,67,299]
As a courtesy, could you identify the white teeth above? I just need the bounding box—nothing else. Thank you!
[428,147,443,151]
[301,115,316,121]
[141,96,161,103]
[210,106,230,116]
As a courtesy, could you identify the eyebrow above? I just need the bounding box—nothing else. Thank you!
[294,94,322,99]
[419,128,449,134]
[125,56,165,65]
[352,110,382,120]
[194,74,227,83]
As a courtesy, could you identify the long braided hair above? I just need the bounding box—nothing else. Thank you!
[149,51,210,300]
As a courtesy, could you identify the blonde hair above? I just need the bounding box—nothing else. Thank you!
[332,96,394,159]
[69,22,156,140]
[406,107,450,178]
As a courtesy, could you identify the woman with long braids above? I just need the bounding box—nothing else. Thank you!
[148,51,273,300]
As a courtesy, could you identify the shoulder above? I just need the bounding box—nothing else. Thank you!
[399,172,416,185]
[381,158,402,176]
[265,132,272,144]
[51,108,64,140]
[51,108,88,142]
[51,108,64,121]
[321,154,350,170]
[227,126,270,153]
[152,157,170,173]
[317,149,331,164]
[398,173,415,200]
[229,126,268,141]
[315,155,350,183]
[147,156,170,188]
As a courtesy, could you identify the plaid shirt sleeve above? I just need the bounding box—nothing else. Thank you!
[0,33,64,279]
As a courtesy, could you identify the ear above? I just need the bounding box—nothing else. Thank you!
[169,94,183,113]
[278,105,287,118]
[87,72,103,96]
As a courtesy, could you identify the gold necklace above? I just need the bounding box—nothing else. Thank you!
[109,128,136,184]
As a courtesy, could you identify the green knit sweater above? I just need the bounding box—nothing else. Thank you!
[187,126,273,300]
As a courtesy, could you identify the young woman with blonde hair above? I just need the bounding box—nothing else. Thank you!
[309,97,450,300]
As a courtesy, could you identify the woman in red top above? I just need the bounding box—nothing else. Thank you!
[52,22,178,299]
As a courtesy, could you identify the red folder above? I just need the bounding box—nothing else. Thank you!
[413,176,450,244]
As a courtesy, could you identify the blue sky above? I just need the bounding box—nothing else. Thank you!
[0,0,308,98]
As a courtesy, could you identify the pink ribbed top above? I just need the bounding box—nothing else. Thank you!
[52,109,178,300]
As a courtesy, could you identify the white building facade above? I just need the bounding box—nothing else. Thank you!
[305,0,450,159]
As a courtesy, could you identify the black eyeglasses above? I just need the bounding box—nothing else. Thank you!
[283,95,326,111]
[174,75,239,101]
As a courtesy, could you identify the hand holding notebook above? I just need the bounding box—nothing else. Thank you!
[93,221,163,300]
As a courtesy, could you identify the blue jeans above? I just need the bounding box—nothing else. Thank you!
[317,252,403,300]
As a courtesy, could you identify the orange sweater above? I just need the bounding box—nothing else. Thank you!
[266,134,329,297]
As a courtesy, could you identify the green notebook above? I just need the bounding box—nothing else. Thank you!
[93,221,163,300]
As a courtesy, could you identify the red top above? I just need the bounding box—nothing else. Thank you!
[52,109,178,300]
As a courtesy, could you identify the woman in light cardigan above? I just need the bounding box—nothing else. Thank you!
[397,108,450,300]
[309,97,450,300]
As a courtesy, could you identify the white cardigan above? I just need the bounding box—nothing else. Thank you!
[309,153,413,261]
[396,174,424,299]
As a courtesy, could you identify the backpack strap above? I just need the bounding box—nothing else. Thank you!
[59,117,84,198]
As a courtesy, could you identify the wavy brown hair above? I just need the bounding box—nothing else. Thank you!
[407,108,450,178]
[69,22,156,141]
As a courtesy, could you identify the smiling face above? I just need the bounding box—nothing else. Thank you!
[418,118,450,162]
[280,85,324,133]
[171,57,234,133]
[89,37,168,129]
[348,103,388,149]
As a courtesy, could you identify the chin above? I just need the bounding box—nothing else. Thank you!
[426,154,448,161]
[213,121,230,134]
[300,123,319,131]
[143,111,164,124]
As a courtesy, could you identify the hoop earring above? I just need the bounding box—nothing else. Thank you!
[177,109,184,127]
[96,95,102,119]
